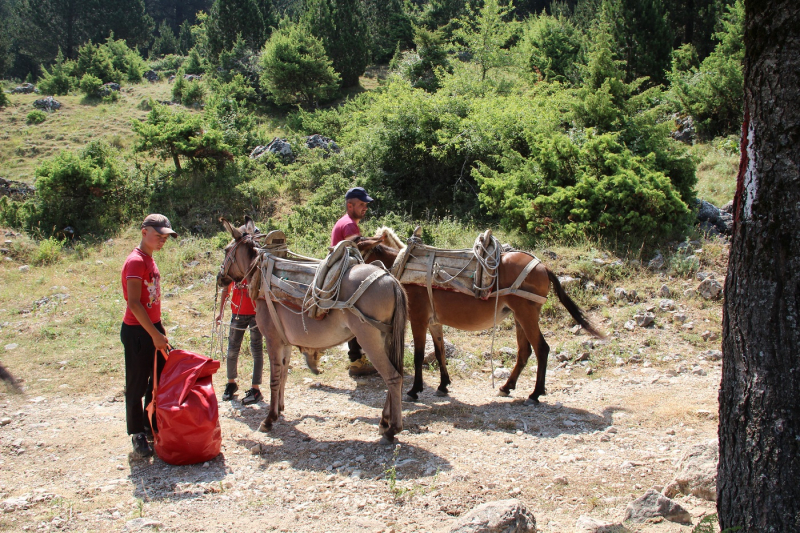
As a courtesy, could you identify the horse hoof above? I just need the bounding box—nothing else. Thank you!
[497,389,510,397]
[258,420,272,432]
[380,435,395,445]
[405,392,419,401]
[434,389,449,397]
[523,397,540,406]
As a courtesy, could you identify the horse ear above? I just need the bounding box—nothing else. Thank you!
[244,216,256,235]
[221,217,242,240]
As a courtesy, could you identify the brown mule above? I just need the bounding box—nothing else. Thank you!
[353,229,604,404]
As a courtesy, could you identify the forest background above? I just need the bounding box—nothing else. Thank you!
[0,0,744,256]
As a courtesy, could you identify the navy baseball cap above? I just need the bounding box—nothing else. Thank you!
[345,187,374,203]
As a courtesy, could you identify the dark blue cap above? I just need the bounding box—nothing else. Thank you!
[345,187,374,203]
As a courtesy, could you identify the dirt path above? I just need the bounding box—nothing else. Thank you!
[0,346,720,533]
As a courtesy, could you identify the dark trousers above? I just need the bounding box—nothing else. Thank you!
[121,322,166,435]
[226,314,264,385]
[348,338,363,362]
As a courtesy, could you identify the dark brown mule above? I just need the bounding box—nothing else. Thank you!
[353,230,603,404]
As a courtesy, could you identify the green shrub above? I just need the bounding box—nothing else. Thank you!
[181,80,205,106]
[389,27,451,92]
[102,91,120,104]
[259,22,340,108]
[33,237,64,265]
[668,0,744,137]
[149,54,186,75]
[26,110,47,124]
[30,142,138,236]
[79,73,103,97]
[516,12,582,84]
[75,41,120,84]
[0,90,8,107]
[103,35,146,83]
[183,47,204,75]
[171,75,186,102]
[38,49,76,96]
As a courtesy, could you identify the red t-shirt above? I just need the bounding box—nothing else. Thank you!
[331,213,360,246]
[228,281,256,315]
[121,248,161,326]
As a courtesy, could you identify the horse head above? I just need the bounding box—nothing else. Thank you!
[218,216,260,287]
[350,227,405,266]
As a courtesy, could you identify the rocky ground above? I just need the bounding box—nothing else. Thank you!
[0,340,721,533]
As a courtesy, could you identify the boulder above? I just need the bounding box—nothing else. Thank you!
[422,337,458,364]
[648,253,665,270]
[12,83,36,94]
[575,515,625,533]
[658,299,676,311]
[305,134,340,153]
[671,114,695,144]
[662,440,718,501]
[624,489,692,524]
[99,82,120,96]
[558,276,580,289]
[720,200,734,214]
[250,138,293,161]
[33,96,61,111]
[659,284,671,297]
[183,74,202,81]
[695,199,733,235]
[449,499,536,533]
[0,177,36,200]
[634,312,655,327]
[143,70,159,82]
[697,278,723,300]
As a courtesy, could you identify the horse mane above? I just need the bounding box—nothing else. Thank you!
[374,226,405,251]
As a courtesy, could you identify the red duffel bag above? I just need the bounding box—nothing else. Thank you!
[146,348,222,465]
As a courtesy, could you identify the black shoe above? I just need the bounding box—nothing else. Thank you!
[222,382,238,401]
[143,426,153,440]
[131,432,153,458]
[241,388,263,405]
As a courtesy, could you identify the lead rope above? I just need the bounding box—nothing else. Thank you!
[489,266,501,390]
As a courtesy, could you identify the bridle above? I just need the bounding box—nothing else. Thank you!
[218,233,259,287]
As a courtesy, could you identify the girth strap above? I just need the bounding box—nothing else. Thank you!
[487,257,547,304]
[262,257,290,345]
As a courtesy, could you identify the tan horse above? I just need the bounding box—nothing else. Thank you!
[354,228,603,405]
[218,218,408,442]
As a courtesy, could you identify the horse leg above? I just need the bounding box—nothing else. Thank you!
[524,332,550,405]
[351,323,404,442]
[429,323,451,397]
[406,319,428,400]
[498,319,532,397]
[256,315,287,432]
[278,344,291,414]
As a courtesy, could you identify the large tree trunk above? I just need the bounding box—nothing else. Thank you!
[718,2,800,532]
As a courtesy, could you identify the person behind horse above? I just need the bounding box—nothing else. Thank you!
[331,187,378,377]
[216,271,264,405]
[120,214,176,458]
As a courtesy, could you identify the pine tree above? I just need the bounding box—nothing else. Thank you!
[302,0,369,87]
[177,20,195,54]
[259,21,340,107]
[453,0,518,81]
[362,0,413,64]
[150,19,179,57]
[206,0,275,58]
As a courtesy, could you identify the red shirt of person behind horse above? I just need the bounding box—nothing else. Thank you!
[330,187,378,377]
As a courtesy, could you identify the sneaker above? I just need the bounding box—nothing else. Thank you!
[222,382,238,401]
[349,356,378,377]
[143,425,153,440]
[131,432,153,458]
[241,388,263,405]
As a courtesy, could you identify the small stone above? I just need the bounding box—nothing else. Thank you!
[493,367,511,379]
[705,350,722,361]
[449,498,536,533]
[634,312,655,327]
[0,418,10,426]
[659,299,676,311]
[673,312,687,324]
[613,288,627,300]
[585,367,593,375]
[4,343,18,350]
[624,489,691,524]
[627,289,638,301]
[692,366,707,376]
[555,352,570,362]
[570,324,582,335]
[250,444,262,455]
[18,265,29,272]
[696,271,713,281]
[648,254,665,270]
[124,518,164,531]
[698,278,723,300]
[624,320,636,331]
[683,288,696,297]
[659,285,671,297]
[575,514,625,533]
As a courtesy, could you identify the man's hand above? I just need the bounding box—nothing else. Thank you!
[215,311,224,325]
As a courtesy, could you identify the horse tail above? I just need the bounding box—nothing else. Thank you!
[546,267,605,339]
[387,279,408,374]
[0,362,22,393]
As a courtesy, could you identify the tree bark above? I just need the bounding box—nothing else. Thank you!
[718,2,800,532]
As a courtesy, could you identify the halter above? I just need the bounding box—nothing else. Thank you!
[218,234,259,286]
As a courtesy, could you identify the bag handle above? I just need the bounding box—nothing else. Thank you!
[145,344,172,435]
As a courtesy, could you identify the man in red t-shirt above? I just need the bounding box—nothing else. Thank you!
[331,187,378,377]
[120,214,177,458]
[215,278,264,405]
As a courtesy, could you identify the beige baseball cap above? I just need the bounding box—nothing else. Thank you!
[141,214,178,236]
